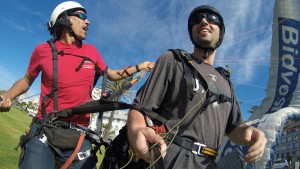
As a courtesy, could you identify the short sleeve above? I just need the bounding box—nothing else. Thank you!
[27,47,41,77]
[133,52,175,111]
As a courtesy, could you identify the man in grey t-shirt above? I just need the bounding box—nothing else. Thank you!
[127,5,267,169]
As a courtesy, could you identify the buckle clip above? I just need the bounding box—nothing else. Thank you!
[77,150,91,160]
[69,122,76,130]
[192,142,206,157]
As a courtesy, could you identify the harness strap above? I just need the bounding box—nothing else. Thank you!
[60,133,86,169]
[166,134,217,158]
[101,67,108,96]
[54,99,134,118]
[42,39,59,117]
[169,49,195,99]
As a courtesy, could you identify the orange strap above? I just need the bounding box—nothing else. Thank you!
[60,133,86,169]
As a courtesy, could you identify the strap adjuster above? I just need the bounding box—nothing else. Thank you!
[77,150,91,160]
[69,122,76,130]
[192,142,207,157]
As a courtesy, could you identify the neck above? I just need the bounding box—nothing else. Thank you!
[58,31,82,46]
[192,47,216,65]
[58,28,80,43]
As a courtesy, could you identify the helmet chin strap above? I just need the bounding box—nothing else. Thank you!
[66,26,79,41]
[55,13,80,41]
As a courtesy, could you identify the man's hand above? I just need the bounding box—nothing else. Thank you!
[228,124,267,163]
[244,127,267,163]
[139,61,155,72]
[0,94,12,112]
[130,127,167,163]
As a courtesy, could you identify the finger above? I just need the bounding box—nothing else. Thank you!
[245,154,262,163]
[245,148,264,163]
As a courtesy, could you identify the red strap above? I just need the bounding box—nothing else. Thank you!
[60,133,86,169]
[150,124,166,134]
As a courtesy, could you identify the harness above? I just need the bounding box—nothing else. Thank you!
[17,39,108,168]
[143,49,234,161]
[17,39,150,169]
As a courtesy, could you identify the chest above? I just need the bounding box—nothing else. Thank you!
[40,49,97,84]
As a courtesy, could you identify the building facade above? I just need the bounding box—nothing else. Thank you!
[276,121,300,166]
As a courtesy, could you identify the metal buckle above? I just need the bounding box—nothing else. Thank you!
[77,152,87,160]
[69,122,76,130]
[38,134,48,146]
[77,150,91,160]
[192,142,207,157]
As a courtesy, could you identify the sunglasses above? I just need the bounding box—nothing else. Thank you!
[69,12,87,21]
[191,13,220,26]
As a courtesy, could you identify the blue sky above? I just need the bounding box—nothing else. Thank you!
[0,0,275,120]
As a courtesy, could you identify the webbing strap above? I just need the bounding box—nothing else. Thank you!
[166,134,217,157]
[101,67,108,96]
[169,49,195,100]
[54,99,134,118]
[60,133,86,169]
[42,39,58,117]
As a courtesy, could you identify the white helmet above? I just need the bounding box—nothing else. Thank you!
[48,1,86,29]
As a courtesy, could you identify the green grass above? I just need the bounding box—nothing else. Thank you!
[0,107,31,169]
[0,107,105,169]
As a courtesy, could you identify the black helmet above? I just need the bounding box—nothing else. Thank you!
[188,5,225,49]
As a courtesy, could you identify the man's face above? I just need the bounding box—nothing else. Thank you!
[191,13,220,48]
[69,10,90,40]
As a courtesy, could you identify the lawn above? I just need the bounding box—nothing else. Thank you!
[0,107,31,169]
[0,107,105,169]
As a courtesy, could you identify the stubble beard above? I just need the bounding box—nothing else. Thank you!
[195,35,214,48]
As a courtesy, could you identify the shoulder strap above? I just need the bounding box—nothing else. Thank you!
[41,39,58,117]
[168,49,196,100]
[215,66,231,80]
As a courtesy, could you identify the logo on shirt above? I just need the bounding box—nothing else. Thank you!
[82,61,94,69]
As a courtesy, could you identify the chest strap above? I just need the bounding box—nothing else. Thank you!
[166,134,217,157]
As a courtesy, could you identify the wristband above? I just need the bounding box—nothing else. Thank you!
[123,66,131,77]
[135,65,141,72]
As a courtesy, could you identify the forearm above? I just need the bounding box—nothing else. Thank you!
[3,72,35,100]
[227,123,250,145]
[108,61,155,81]
[107,65,141,81]
[4,79,31,100]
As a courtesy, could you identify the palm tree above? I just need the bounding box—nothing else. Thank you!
[102,78,135,141]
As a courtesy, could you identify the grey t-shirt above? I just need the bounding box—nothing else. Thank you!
[133,51,244,169]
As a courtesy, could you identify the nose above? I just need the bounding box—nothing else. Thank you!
[200,17,209,25]
[85,19,90,26]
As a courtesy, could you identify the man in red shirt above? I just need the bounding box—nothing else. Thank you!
[0,1,154,169]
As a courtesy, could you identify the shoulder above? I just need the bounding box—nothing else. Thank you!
[35,42,51,50]
[31,42,52,56]
[157,50,182,64]
[215,66,231,80]
[82,43,98,51]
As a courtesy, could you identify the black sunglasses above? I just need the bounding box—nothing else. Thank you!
[191,13,220,26]
[69,12,87,21]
